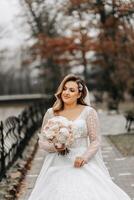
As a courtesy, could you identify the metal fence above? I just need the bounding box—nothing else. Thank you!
[0,98,53,181]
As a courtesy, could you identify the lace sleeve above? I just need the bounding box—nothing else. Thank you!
[81,107,101,163]
[38,108,57,153]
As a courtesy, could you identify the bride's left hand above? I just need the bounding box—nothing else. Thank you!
[54,144,66,152]
[74,156,87,168]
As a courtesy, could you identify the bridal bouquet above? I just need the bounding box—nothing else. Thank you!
[41,116,74,156]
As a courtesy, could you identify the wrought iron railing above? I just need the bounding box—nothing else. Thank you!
[0,97,53,181]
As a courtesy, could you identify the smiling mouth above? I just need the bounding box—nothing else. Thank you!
[64,96,70,99]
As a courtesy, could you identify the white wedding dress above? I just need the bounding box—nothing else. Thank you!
[28,106,131,200]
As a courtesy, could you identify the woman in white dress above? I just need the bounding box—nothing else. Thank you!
[28,74,131,200]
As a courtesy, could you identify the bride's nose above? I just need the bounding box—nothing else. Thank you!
[64,89,70,95]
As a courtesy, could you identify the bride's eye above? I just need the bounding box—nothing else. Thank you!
[63,86,75,92]
[63,87,66,90]
[70,88,75,92]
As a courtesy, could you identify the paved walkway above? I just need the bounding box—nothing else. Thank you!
[102,137,134,199]
[98,111,131,135]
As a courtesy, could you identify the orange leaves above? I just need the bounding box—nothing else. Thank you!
[34,29,97,66]
[33,33,79,66]
[117,2,134,13]
[35,34,75,56]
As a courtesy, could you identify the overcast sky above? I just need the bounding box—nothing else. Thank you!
[0,0,17,25]
[0,0,62,49]
[0,0,29,48]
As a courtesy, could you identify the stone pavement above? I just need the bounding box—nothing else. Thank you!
[98,111,130,135]
[102,137,134,199]
[19,147,46,200]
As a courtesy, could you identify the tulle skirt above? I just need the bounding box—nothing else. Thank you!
[28,147,131,200]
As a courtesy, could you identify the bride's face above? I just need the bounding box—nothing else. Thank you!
[61,81,81,105]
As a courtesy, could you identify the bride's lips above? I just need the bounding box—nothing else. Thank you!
[63,96,70,99]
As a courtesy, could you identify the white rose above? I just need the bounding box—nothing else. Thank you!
[50,124,59,132]
[59,128,69,136]
[58,135,66,144]
[45,130,55,139]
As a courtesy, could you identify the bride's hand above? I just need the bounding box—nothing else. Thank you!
[54,144,65,152]
[74,156,87,168]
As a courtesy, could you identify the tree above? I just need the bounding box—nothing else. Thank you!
[67,0,134,99]
[18,0,67,93]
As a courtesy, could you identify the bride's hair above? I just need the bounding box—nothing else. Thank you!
[52,74,88,114]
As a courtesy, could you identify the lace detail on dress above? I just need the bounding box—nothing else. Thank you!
[39,106,101,160]
[38,108,57,153]
[81,107,101,163]
[73,120,88,139]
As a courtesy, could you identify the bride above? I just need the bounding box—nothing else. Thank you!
[28,74,131,200]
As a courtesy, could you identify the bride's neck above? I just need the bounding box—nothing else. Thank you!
[63,103,78,110]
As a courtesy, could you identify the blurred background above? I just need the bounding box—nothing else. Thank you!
[0,0,134,199]
[0,0,134,98]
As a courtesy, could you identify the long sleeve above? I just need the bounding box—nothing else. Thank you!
[81,107,101,163]
[38,108,57,153]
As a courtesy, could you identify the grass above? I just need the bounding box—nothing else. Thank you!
[107,133,134,156]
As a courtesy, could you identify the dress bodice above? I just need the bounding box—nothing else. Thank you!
[40,105,101,163]
[72,119,88,139]
[69,119,89,148]
[49,106,90,148]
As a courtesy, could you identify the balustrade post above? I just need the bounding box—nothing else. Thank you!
[0,121,5,179]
